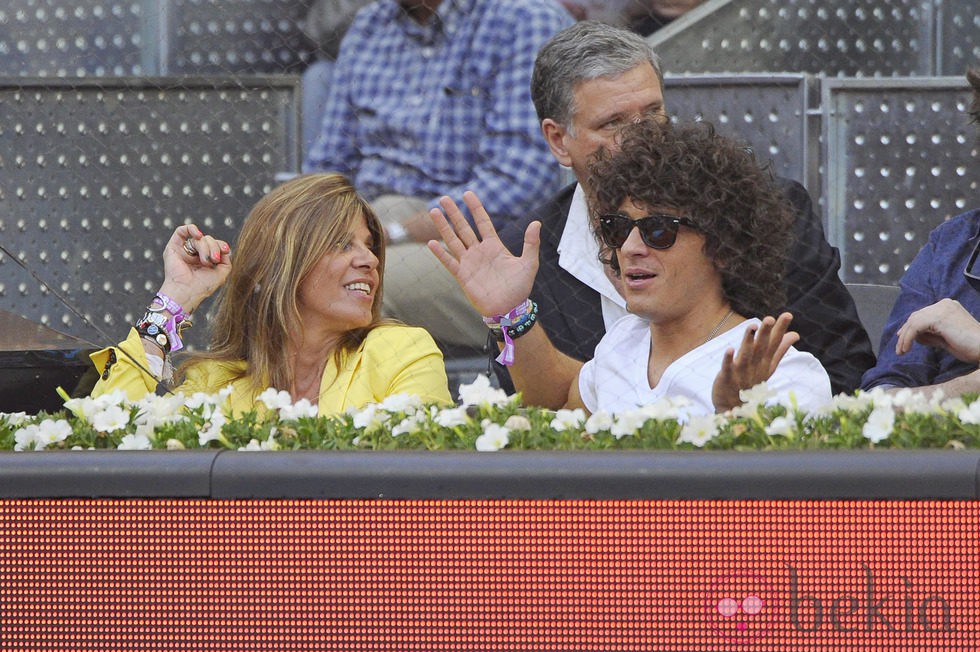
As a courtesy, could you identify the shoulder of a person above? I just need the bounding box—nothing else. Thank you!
[345,0,397,37]
[473,0,574,29]
[183,357,247,387]
[363,323,440,352]
[928,206,980,244]
[498,184,574,254]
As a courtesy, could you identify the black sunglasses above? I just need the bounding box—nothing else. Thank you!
[964,238,980,294]
[597,213,698,250]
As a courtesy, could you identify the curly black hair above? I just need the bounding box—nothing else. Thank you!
[586,120,794,318]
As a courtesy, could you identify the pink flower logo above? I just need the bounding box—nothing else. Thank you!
[705,573,778,642]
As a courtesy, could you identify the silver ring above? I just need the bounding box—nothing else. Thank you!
[182,238,198,257]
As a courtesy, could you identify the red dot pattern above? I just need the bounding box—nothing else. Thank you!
[0,499,976,649]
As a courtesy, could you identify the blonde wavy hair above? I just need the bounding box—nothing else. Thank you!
[180,173,386,393]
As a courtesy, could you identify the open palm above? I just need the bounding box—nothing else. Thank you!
[427,191,541,317]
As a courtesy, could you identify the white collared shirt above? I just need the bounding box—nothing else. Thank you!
[556,184,629,330]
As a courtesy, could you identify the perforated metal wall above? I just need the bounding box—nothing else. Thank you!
[939,2,980,76]
[665,74,816,192]
[651,0,940,76]
[0,78,299,347]
[168,0,314,74]
[0,1,144,76]
[823,77,978,284]
[0,0,314,77]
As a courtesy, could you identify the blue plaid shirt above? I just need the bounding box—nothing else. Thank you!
[303,0,573,227]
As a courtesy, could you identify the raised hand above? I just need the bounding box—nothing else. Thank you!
[427,191,541,317]
[158,224,232,315]
[896,298,980,363]
[712,312,800,412]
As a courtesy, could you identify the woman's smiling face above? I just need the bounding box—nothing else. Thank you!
[296,213,380,338]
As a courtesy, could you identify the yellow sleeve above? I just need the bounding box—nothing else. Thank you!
[89,328,162,401]
[374,326,453,406]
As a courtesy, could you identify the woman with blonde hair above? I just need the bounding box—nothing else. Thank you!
[91,173,451,412]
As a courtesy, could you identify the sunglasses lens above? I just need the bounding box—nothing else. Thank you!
[638,221,676,249]
[599,215,632,248]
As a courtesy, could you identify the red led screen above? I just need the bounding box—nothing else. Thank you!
[0,499,976,649]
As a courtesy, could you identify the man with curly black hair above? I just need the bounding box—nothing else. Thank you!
[494,21,871,405]
[428,120,831,415]
[861,69,980,396]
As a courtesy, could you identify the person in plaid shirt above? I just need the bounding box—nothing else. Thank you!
[304,0,573,349]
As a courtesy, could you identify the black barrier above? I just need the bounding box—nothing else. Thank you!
[2,450,979,499]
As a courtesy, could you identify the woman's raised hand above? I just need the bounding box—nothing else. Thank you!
[158,224,232,315]
[427,191,541,317]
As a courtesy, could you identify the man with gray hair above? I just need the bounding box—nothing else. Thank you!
[494,21,873,405]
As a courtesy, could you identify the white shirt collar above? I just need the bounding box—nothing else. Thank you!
[557,185,629,329]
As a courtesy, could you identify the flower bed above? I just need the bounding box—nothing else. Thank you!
[3,376,980,452]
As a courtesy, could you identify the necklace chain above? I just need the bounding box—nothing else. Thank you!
[702,309,734,345]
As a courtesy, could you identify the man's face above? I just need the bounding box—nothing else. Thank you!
[543,62,666,184]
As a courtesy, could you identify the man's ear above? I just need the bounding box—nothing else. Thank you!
[541,119,572,168]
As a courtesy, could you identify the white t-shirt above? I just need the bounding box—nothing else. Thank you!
[578,314,832,415]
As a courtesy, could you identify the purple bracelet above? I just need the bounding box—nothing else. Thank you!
[148,293,188,352]
[484,299,533,367]
[151,292,188,323]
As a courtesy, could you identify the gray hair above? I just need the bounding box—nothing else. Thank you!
[531,21,664,128]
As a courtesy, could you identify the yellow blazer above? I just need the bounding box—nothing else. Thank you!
[90,324,452,414]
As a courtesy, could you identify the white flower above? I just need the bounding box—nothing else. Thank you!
[135,393,188,428]
[118,433,152,450]
[198,409,228,446]
[862,405,895,443]
[165,438,186,450]
[766,416,793,437]
[257,388,293,410]
[475,421,510,451]
[677,414,719,448]
[238,434,279,451]
[636,397,686,421]
[889,387,944,414]
[611,410,647,439]
[958,400,980,425]
[830,390,877,413]
[435,406,469,428]
[14,425,40,451]
[458,374,510,407]
[352,403,390,430]
[942,396,968,415]
[2,412,29,427]
[504,414,531,431]
[739,382,774,406]
[15,419,74,451]
[64,390,127,422]
[91,405,131,433]
[279,398,318,420]
[585,411,614,434]
[391,413,424,437]
[379,393,422,414]
[550,408,586,431]
[185,391,221,411]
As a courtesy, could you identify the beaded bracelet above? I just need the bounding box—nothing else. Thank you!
[146,292,189,352]
[484,299,538,366]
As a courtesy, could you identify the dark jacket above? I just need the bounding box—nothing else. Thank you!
[495,180,875,396]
